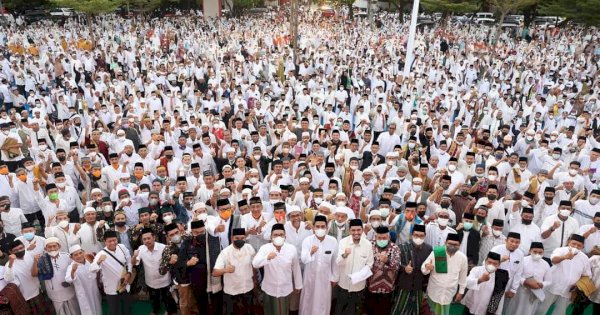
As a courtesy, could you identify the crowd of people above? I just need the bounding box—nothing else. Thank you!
[0,5,599,315]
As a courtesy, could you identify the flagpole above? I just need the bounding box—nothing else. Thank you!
[403,0,420,77]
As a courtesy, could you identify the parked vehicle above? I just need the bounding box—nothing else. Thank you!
[49,8,75,17]
[320,6,335,18]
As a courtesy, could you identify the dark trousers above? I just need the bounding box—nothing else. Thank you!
[365,291,392,315]
[25,211,45,232]
[334,287,364,315]
[572,300,600,315]
[148,285,177,314]
[68,209,80,223]
[191,283,223,315]
[224,291,253,315]
[106,292,132,315]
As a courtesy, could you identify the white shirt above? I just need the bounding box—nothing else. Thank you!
[546,246,591,298]
[462,265,497,315]
[540,215,580,257]
[4,251,41,300]
[490,244,524,294]
[89,244,133,295]
[284,221,313,258]
[425,223,457,248]
[136,242,170,289]
[44,253,76,302]
[579,224,600,254]
[253,241,302,297]
[335,236,374,292]
[422,250,468,305]
[0,207,27,236]
[214,243,256,295]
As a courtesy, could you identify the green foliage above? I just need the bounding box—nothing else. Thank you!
[487,0,537,15]
[421,0,479,13]
[50,0,124,15]
[539,0,600,26]
[4,0,50,12]
[129,0,163,12]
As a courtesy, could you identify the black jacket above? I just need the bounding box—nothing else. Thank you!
[456,229,481,265]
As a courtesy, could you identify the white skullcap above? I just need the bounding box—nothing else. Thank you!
[288,205,301,214]
[193,202,207,211]
[435,207,449,214]
[44,237,60,247]
[83,207,96,214]
[69,244,82,254]
[270,186,282,194]
[91,188,102,195]
[242,188,253,195]
[219,188,231,195]
[299,177,310,184]
[249,168,259,174]
[369,210,382,219]
[319,201,334,210]
[335,192,346,199]
[120,173,130,179]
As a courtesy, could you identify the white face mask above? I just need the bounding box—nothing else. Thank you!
[197,213,208,221]
[569,246,580,255]
[56,182,66,188]
[272,236,285,247]
[249,177,258,185]
[386,160,394,166]
[380,208,390,217]
[354,190,362,197]
[163,215,173,224]
[336,201,346,207]
[531,253,543,261]
[39,144,48,151]
[590,197,599,205]
[559,209,571,217]
[48,251,59,257]
[447,164,457,172]
[371,220,381,228]
[488,175,497,181]
[121,197,130,204]
[568,169,578,176]
[413,185,422,192]
[412,237,425,245]
[314,228,326,238]
[58,220,69,229]
[25,165,34,171]
[485,264,497,273]
[437,218,449,227]
[253,154,261,160]
[492,230,502,237]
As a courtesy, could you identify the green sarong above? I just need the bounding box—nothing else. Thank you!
[263,292,289,315]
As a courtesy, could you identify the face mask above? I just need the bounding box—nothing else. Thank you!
[249,177,258,185]
[569,246,580,255]
[412,237,425,246]
[272,236,285,247]
[531,253,542,261]
[326,171,335,177]
[589,197,599,205]
[39,144,48,151]
[115,221,126,227]
[354,190,362,197]
[568,169,578,176]
[552,153,561,160]
[376,240,389,248]
[314,228,326,238]
[492,230,502,237]
[350,165,359,170]
[274,213,286,222]
[56,182,66,189]
[413,185,422,193]
[219,210,232,221]
[408,143,416,149]
[165,154,173,160]
[487,194,497,201]
[24,232,35,240]
[25,165,34,171]
[163,215,173,224]
[121,197,130,204]
[559,210,571,218]
[48,250,59,257]
[314,197,323,205]
[103,205,113,213]
[463,222,473,231]
[92,170,102,178]
[446,244,459,254]
[336,201,346,207]
[371,220,381,228]
[17,174,27,182]
[149,199,159,206]
[380,208,390,218]
[437,218,449,227]
[448,164,457,172]
[485,264,497,273]
[49,192,59,201]
[58,156,66,162]
[58,220,69,229]
[14,250,25,259]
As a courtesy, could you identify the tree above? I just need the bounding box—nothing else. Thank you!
[539,0,600,26]
[333,0,355,20]
[224,0,264,17]
[51,0,124,44]
[421,0,478,14]
[488,0,537,45]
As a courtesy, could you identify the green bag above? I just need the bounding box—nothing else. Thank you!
[433,246,448,274]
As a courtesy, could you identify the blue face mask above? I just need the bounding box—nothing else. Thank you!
[376,240,389,248]
[24,232,35,241]
[463,222,473,231]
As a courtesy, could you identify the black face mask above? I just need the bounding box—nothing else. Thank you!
[58,156,66,162]
[325,171,334,177]
[476,215,486,222]
[165,154,173,160]
[521,219,532,225]
[115,221,126,227]
[14,250,25,259]
[544,196,553,202]
[196,234,205,242]
[594,222,600,229]
[487,194,497,201]
[461,190,469,197]
[417,211,426,218]
[440,202,450,209]
[233,240,245,249]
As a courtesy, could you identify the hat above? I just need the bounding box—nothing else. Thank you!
[9,240,23,250]
[232,228,245,236]
[530,242,543,250]
[271,223,285,233]
[138,207,151,215]
[375,226,389,234]
[44,237,60,247]
[446,233,461,242]
[164,223,178,233]
[413,224,425,233]
[507,232,521,240]
[193,202,207,211]
[522,207,534,214]
[69,245,82,254]
[216,199,230,207]
[314,215,327,223]
[191,220,205,229]
[349,219,363,227]
[487,251,501,261]
[571,234,585,244]
[559,200,572,207]
[104,230,118,239]
[463,213,475,220]
[492,219,504,227]
[118,189,129,197]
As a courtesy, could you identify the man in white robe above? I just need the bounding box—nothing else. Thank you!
[490,232,524,314]
[65,245,102,315]
[461,251,503,315]
[504,242,551,314]
[299,215,339,315]
[33,237,79,315]
[72,207,107,254]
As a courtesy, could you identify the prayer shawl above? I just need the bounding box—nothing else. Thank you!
[487,269,509,314]
[433,246,447,274]
[36,253,54,281]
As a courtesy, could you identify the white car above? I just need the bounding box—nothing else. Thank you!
[49,8,75,17]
